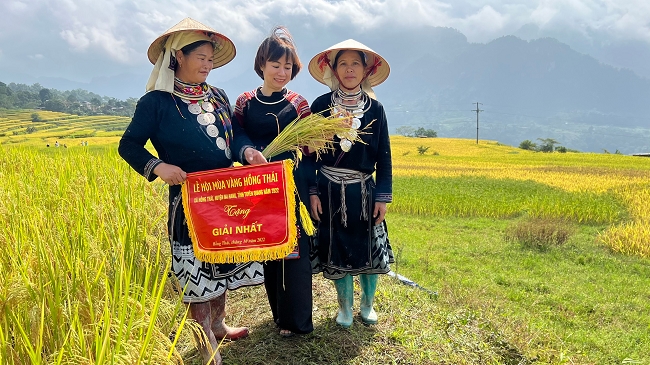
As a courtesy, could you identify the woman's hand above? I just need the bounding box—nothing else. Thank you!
[244,147,268,165]
[373,202,387,225]
[153,162,187,186]
[310,195,322,221]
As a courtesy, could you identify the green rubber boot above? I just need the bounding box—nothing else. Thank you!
[359,274,378,325]
[333,275,354,328]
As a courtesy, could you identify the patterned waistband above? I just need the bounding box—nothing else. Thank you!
[319,166,371,226]
[319,166,371,184]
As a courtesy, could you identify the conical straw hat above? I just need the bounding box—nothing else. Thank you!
[308,39,390,88]
[147,17,236,69]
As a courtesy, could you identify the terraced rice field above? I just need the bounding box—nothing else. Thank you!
[0,110,130,145]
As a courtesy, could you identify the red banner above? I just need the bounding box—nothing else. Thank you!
[181,160,297,263]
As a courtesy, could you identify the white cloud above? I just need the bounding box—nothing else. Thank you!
[6,0,29,12]
[452,5,510,41]
[2,0,650,83]
[60,29,91,50]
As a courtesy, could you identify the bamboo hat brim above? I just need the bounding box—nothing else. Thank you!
[147,17,236,69]
[308,39,390,87]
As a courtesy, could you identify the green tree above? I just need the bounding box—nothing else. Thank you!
[536,138,559,153]
[39,88,52,105]
[414,127,437,138]
[519,139,537,150]
[43,99,66,112]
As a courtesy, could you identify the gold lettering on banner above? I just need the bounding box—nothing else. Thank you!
[224,205,251,219]
[244,174,262,186]
[226,177,242,188]
[263,172,278,183]
[235,222,263,234]
[212,225,232,236]
[200,181,212,192]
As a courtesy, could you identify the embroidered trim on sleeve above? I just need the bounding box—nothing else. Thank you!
[285,91,311,118]
[144,158,163,180]
[234,91,255,124]
[375,193,392,203]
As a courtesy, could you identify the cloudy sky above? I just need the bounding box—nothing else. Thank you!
[1,0,649,99]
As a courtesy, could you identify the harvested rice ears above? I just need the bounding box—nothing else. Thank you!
[261,109,370,160]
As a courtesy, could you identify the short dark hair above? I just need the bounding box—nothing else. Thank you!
[332,50,367,70]
[254,27,302,80]
[180,40,215,56]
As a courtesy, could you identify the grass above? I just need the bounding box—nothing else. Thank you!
[392,176,627,224]
[1,129,649,364]
[504,218,575,249]
[388,214,650,364]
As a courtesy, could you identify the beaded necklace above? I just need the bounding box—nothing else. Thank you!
[173,78,234,159]
[330,88,368,152]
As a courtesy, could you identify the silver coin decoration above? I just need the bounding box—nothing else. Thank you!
[340,139,352,152]
[346,129,358,140]
[202,102,214,113]
[216,137,227,150]
[188,103,202,114]
[183,98,230,154]
[197,113,211,126]
[351,118,361,129]
[206,124,219,137]
[203,113,216,124]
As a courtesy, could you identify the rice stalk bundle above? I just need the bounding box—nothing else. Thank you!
[261,110,370,160]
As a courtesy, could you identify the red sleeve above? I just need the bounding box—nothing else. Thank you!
[234,91,255,126]
[285,91,311,119]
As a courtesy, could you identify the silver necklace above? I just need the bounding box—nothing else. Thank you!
[182,94,229,156]
[255,87,286,105]
[331,89,369,152]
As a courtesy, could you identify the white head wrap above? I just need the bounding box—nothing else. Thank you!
[145,31,213,93]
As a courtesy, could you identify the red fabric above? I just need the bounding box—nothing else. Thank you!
[183,161,293,257]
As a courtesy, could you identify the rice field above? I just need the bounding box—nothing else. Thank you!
[391,136,650,257]
[0,110,129,146]
[0,146,191,364]
[1,113,649,363]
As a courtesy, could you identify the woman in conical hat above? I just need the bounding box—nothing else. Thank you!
[307,39,394,328]
[119,17,266,365]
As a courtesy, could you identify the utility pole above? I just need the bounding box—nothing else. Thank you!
[472,102,483,144]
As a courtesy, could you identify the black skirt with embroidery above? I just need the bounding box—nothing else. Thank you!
[310,172,394,280]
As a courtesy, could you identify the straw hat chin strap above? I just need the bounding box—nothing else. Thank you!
[320,52,377,100]
[146,32,212,93]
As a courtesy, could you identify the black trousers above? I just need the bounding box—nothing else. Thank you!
[263,227,314,334]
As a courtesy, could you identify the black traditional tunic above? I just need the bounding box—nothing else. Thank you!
[234,88,314,334]
[309,91,394,280]
[118,87,264,303]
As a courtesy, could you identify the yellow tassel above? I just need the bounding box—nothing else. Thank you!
[299,201,316,236]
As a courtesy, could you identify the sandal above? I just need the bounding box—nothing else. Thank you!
[279,329,295,338]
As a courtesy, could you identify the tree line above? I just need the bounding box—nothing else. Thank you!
[0,81,137,117]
